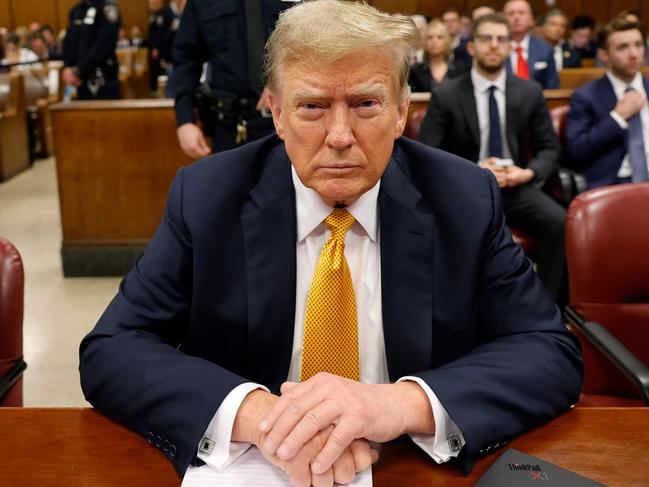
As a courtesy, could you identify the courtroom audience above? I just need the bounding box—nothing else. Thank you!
[539,10,581,69]
[130,26,145,48]
[408,19,460,92]
[564,18,649,188]
[504,0,559,88]
[28,31,48,60]
[0,34,38,66]
[116,28,131,50]
[442,8,471,71]
[569,16,598,59]
[418,13,566,304]
[409,14,427,65]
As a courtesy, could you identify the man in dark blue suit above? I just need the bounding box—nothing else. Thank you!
[79,2,582,486]
[504,0,559,88]
[565,18,649,188]
[538,9,581,70]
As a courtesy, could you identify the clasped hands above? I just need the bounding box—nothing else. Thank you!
[479,158,535,189]
[233,373,435,487]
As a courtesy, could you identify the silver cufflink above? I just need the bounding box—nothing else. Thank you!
[199,437,215,455]
[447,433,462,452]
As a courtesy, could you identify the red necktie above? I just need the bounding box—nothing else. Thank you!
[515,45,530,80]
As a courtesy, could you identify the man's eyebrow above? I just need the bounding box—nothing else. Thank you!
[347,83,390,99]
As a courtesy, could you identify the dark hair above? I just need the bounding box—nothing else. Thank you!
[540,9,566,26]
[6,34,20,47]
[598,17,644,49]
[471,12,511,39]
[571,15,595,31]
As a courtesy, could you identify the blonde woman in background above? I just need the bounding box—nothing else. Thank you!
[409,19,461,92]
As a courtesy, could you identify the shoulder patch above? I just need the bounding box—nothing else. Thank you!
[103,4,120,24]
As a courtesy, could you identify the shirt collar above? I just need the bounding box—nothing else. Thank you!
[471,67,507,93]
[607,71,645,98]
[291,166,380,242]
[512,33,530,51]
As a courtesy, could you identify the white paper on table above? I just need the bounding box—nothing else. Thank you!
[181,446,373,487]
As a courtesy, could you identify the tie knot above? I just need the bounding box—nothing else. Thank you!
[515,45,523,54]
[488,85,497,95]
[325,208,355,241]
[626,86,636,93]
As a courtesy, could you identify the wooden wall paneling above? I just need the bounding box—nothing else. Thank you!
[0,1,13,30]
[117,0,150,35]
[9,0,58,31]
[372,0,419,15]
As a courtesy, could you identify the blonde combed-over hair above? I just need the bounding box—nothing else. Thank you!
[265,0,418,102]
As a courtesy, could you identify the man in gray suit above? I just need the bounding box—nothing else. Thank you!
[418,13,565,303]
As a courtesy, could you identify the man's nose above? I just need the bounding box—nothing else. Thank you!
[325,105,355,150]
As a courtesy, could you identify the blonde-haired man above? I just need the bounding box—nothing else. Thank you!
[80,2,582,486]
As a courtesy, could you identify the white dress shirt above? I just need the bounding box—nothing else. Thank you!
[509,34,530,73]
[553,44,563,71]
[606,71,649,178]
[196,166,465,471]
[471,68,512,161]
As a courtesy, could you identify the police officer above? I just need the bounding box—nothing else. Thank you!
[173,0,299,158]
[147,0,170,93]
[62,0,121,100]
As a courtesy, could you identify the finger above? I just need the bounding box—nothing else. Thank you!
[259,382,321,454]
[277,401,341,460]
[371,448,379,464]
[311,419,358,474]
[349,439,372,472]
[332,446,356,485]
[280,381,299,394]
[311,466,334,487]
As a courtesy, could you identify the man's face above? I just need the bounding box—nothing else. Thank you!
[504,0,534,37]
[468,22,512,73]
[443,12,460,36]
[541,14,567,43]
[268,50,408,206]
[601,29,645,80]
[571,27,592,48]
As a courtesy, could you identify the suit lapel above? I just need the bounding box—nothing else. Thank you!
[527,37,538,78]
[505,74,521,162]
[458,74,481,149]
[241,144,296,392]
[379,152,435,381]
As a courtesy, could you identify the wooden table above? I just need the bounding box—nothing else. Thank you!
[0,408,647,486]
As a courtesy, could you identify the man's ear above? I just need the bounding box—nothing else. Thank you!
[597,48,608,67]
[467,40,475,57]
[267,90,285,140]
[395,95,409,138]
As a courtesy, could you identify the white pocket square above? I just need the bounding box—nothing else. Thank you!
[534,61,548,69]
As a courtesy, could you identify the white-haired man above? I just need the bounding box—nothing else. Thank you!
[80,2,582,486]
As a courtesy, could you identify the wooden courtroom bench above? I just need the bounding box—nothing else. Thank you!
[51,99,193,276]
[560,66,649,89]
[0,72,30,182]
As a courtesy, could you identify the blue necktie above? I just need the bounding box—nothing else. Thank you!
[488,85,503,158]
[626,87,649,182]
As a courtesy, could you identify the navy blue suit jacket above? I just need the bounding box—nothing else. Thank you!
[79,136,582,475]
[506,36,559,89]
[565,75,649,187]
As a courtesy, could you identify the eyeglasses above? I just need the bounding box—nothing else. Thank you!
[473,34,511,45]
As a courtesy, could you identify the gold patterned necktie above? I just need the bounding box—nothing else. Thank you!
[301,208,360,381]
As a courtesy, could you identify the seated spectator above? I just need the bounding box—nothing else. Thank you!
[442,8,472,71]
[565,18,649,188]
[569,15,598,59]
[539,9,581,69]
[28,31,48,60]
[0,34,38,66]
[40,25,61,60]
[408,14,427,65]
[471,4,495,23]
[418,13,566,303]
[130,25,145,48]
[504,0,559,88]
[408,19,461,92]
[116,28,131,50]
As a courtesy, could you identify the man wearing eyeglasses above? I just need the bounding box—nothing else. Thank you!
[419,13,566,305]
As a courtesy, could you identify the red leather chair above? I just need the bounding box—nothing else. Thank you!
[565,184,649,406]
[0,237,26,406]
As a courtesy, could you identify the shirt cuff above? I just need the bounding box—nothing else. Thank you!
[196,382,270,471]
[397,376,465,463]
[610,110,629,129]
